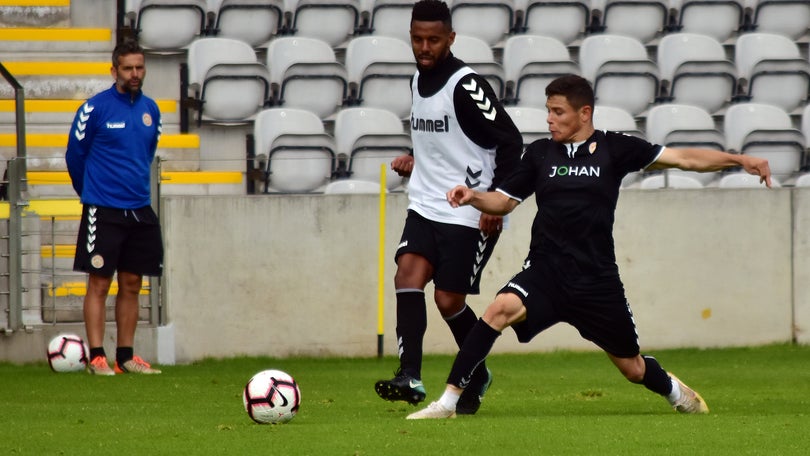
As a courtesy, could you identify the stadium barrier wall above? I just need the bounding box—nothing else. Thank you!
[159,188,805,363]
[2,188,807,364]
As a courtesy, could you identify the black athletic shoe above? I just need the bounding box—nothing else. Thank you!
[456,367,493,415]
[375,370,427,405]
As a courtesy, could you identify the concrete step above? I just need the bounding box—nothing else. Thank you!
[0,26,113,52]
[0,0,71,28]
[0,131,201,171]
[0,59,112,100]
[0,98,180,125]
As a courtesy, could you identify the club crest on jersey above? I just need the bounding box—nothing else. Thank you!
[589,142,597,154]
[142,113,153,126]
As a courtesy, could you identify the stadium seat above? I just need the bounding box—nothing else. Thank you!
[724,102,806,179]
[734,32,810,113]
[186,37,270,124]
[592,105,641,135]
[802,103,810,145]
[600,0,671,44]
[714,172,779,188]
[266,37,348,119]
[502,34,579,107]
[656,33,737,114]
[209,0,286,48]
[504,106,550,146]
[792,172,810,187]
[289,0,362,48]
[368,0,415,43]
[637,173,705,189]
[750,0,810,41]
[645,104,718,145]
[333,107,410,189]
[126,0,208,52]
[345,35,414,119]
[673,0,747,43]
[645,103,724,184]
[579,34,660,116]
[252,108,336,193]
[449,0,516,47]
[323,179,386,194]
[452,34,506,99]
[519,0,591,45]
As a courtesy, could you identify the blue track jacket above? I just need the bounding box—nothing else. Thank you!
[65,84,162,209]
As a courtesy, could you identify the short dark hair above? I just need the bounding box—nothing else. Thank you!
[411,0,452,27]
[545,74,595,110]
[112,38,144,67]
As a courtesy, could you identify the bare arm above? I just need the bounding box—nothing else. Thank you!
[647,147,772,188]
[446,185,520,216]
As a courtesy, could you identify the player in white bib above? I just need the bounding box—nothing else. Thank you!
[374,0,523,415]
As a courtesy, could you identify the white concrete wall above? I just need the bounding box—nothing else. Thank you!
[160,188,804,363]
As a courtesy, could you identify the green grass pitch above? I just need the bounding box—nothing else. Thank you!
[1,344,808,455]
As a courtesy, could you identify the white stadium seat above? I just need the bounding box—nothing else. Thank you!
[186,37,270,124]
[266,37,348,119]
[209,0,286,47]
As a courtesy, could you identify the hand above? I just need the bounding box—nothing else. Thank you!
[479,213,503,236]
[446,185,474,208]
[742,156,773,188]
[391,154,414,177]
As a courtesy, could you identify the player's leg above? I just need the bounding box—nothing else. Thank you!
[113,206,163,374]
[394,252,433,377]
[607,353,709,414]
[407,292,526,419]
[74,204,120,375]
[376,212,440,403]
[570,281,708,414]
[433,226,500,414]
[114,270,142,359]
[83,273,115,375]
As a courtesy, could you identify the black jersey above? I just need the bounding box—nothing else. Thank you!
[498,130,663,275]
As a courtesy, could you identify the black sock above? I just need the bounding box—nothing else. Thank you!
[642,355,673,396]
[447,319,501,388]
[445,305,488,382]
[116,346,134,364]
[395,290,427,379]
[89,347,106,360]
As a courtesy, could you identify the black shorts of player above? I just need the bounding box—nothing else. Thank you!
[395,210,499,295]
[73,204,163,278]
[502,256,640,358]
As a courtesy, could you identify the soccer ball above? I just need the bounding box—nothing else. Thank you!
[243,369,301,424]
[46,333,88,373]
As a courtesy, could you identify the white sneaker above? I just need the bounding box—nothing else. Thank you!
[406,401,457,420]
[669,372,709,414]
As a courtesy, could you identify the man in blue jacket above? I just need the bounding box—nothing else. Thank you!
[66,38,163,376]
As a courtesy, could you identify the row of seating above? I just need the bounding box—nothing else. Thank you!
[507,101,810,185]
[124,0,810,52]
[181,30,809,128]
[247,99,810,194]
[251,106,410,193]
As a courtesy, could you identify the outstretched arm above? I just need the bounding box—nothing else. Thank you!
[648,147,772,188]
[447,185,520,216]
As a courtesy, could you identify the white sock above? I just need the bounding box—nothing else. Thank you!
[438,390,461,410]
[667,377,682,404]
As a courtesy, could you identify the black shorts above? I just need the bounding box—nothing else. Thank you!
[73,204,163,278]
[395,210,499,295]
[501,257,640,358]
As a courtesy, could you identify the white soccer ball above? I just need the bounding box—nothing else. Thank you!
[243,369,301,424]
[46,333,88,373]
